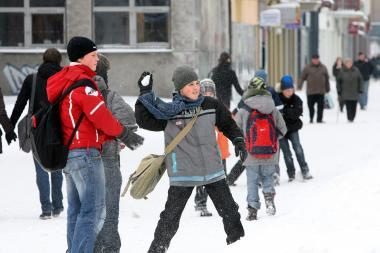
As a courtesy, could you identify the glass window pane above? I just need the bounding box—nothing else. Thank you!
[137,13,168,43]
[0,0,23,7]
[136,0,169,6]
[0,13,24,46]
[95,12,129,45]
[30,0,65,7]
[32,14,64,44]
[94,0,129,6]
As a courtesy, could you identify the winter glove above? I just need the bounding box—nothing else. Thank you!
[5,130,17,145]
[138,71,153,95]
[233,137,247,162]
[117,127,144,150]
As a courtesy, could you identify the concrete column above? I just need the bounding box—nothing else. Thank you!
[66,0,93,41]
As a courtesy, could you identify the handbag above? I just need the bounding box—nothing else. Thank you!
[17,73,36,153]
[121,108,201,200]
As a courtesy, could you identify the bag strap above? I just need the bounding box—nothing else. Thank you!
[28,73,37,118]
[163,107,201,156]
[53,79,97,146]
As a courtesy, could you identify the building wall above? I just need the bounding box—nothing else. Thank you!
[0,0,230,97]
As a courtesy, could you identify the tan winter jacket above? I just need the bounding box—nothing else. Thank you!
[298,63,330,95]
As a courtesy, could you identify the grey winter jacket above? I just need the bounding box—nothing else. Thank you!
[95,76,137,158]
[298,63,330,95]
[336,66,364,101]
[135,96,243,187]
[235,95,287,166]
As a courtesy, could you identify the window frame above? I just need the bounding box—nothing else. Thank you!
[93,0,171,49]
[0,0,65,48]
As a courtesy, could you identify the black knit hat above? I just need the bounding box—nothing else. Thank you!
[172,65,198,91]
[67,36,97,62]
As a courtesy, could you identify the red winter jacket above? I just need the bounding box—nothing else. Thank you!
[46,64,123,150]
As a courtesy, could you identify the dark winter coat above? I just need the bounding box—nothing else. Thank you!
[210,63,244,108]
[354,60,374,81]
[135,96,243,187]
[279,93,303,134]
[298,63,330,95]
[337,66,364,101]
[10,62,62,126]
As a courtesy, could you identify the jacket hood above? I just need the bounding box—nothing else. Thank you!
[46,64,96,103]
[93,75,108,91]
[38,62,62,79]
[243,95,275,114]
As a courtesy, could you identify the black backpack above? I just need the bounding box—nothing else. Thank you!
[31,79,96,172]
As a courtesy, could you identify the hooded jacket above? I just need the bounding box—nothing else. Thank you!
[235,95,287,166]
[279,93,303,133]
[46,64,123,150]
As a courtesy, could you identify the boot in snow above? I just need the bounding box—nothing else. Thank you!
[302,172,313,180]
[246,206,258,221]
[199,207,212,217]
[263,192,276,216]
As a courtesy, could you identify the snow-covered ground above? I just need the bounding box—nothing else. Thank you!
[1,81,380,253]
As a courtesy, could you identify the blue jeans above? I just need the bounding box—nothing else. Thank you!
[64,148,106,253]
[246,165,276,210]
[279,131,309,178]
[94,156,122,253]
[33,158,63,214]
[359,80,369,108]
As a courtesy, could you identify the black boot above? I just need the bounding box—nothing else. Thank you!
[226,226,245,245]
[263,192,276,216]
[246,206,257,221]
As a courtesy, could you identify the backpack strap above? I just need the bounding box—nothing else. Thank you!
[54,79,97,146]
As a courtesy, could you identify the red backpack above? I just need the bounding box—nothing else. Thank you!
[244,107,278,159]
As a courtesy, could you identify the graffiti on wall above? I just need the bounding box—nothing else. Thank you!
[3,64,39,94]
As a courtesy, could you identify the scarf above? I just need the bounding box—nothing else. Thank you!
[138,91,204,119]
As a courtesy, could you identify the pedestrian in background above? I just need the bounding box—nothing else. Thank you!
[337,58,363,122]
[10,48,64,219]
[332,57,344,112]
[210,52,244,109]
[354,52,374,110]
[298,54,330,123]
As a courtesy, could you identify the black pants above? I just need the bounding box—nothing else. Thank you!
[148,179,244,253]
[345,100,358,122]
[194,160,226,207]
[307,94,324,122]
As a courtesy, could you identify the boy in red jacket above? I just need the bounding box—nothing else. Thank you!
[46,36,144,253]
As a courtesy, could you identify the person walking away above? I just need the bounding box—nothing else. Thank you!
[46,36,144,253]
[93,54,138,253]
[337,58,364,122]
[210,52,244,109]
[278,75,313,182]
[10,48,64,219]
[135,66,247,252]
[227,69,283,186]
[332,57,344,112]
[354,52,374,110]
[234,76,287,221]
[0,87,17,154]
[298,54,330,123]
[193,78,231,217]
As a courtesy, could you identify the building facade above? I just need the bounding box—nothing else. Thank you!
[0,0,230,96]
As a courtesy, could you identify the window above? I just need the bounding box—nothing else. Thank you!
[94,0,170,48]
[0,0,65,47]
